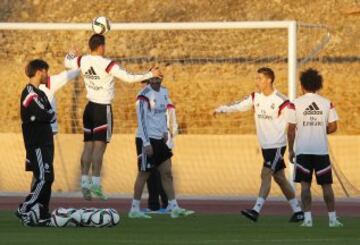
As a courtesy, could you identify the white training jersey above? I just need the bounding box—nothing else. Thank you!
[136,85,174,146]
[39,69,80,133]
[64,54,153,104]
[287,93,338,155]
[215,90,289,149]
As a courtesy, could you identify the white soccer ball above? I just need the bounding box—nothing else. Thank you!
[51,208,81,227]
[105,208,120,227]
[80,208,97,227]
[92,16,111,34]
[90,209,112,228]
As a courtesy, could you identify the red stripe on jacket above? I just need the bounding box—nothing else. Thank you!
[105,61,117,73]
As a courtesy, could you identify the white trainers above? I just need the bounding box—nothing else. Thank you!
[170,208,195,218]
[300,220,313,227]
[329,219,343,228]
[128,210,152,219]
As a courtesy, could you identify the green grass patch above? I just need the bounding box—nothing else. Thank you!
[0,211,359,245]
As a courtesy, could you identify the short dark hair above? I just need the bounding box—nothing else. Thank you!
[25,59,49,78]
[300,68,323,92]
[257,67,275,83]
[89,34,105,51]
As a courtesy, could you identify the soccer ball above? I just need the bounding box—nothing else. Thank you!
[105,208,120,227]
[92,16,111,34]
[80,208,97,227]
[90,209,112,228]
[51,208,81,227]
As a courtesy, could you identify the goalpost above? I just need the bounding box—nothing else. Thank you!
[2,21,352,199]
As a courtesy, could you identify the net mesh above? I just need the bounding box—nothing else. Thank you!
[0,23,358,198]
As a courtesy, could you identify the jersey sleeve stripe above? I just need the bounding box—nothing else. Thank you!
[47,76,51,89]
[137,95,150,105]
[278,100,290,115]
[77,56,82,68]
[251,92,255,102]
[93,124,108,133]
[22,93,38,108]
[288,102,296,110]
[167,104,175,109]
[105,61,117,73]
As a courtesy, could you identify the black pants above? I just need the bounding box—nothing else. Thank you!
[19,145,54,219]
[147,168,168,210]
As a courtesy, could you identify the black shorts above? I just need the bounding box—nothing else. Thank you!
[262,147,286,173]
[294,154,333,185]
[136,137,173,172]
[83,101,113,143]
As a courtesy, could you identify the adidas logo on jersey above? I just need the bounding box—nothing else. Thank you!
[303,102,323,115]
[84,67,100,80]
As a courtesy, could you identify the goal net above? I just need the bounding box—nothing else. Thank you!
[0,21,358,198]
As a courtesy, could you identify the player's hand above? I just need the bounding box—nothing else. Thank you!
[289,150,295,163]
[150,66,162,78]
[68,46,79,57]
[144,144,153,157]
[213,106,226,117]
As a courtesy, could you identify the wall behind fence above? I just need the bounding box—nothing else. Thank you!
[0,134,359,198]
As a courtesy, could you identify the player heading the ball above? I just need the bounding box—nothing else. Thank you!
[65,33,162,201]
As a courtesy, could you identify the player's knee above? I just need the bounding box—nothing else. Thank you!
[273,174,286,186]
[161,170,172,181]
[261,170,271,181]
[81,151,92,165]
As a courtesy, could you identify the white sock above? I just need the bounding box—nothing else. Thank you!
[131,199,141,211]
[252,197,265,213]
[168,199,179,210]
[304,211,312,222]
[92,176,101,186]
[81,175,90,188]
[328,211,337,222]
[289,198,302,213]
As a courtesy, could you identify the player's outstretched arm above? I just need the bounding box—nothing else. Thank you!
[213,94,254,116]
[64,47,81,70]
[109,64,161,84]
[48,69,81,94]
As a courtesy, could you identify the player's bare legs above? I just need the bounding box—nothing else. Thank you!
[301,182,312,212]
[300,181,318,227]
[89,141,107,200]
[321,184,342,227]
[274,169,303,222]
[321,184,335,212]
[80,142,93,200]
[133,172,151,200]
[91,141,106,176]
[157,159,194,218]
[157,159,175,200]
[273,169,295,199]
[258,167,272,199]
[241,167,271,222]
[242,167,302,222]
[129,171,152,218]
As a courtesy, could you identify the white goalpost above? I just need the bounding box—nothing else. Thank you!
[0,21,299,101]
[0,21,335,198]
